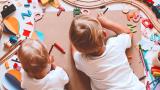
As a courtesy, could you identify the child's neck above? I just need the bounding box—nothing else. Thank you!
[88,46,106,56]
[34,64,52,79]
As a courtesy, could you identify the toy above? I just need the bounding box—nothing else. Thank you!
[63,0,160,32]
[127,24,137,33]
[21,10,32,20]
[57,6,65,16]
[3,16,19,35]
[34,13,44,22]
[151,66,160,77]
[13,63,18,69]
[122,9,130,14]
[0,40,23,65]
[81,9,90,15]
[152,5,160,19]
[143,0,154,7]
[23,29,31,37]
[73,8,81,16]
[1,4,16,18]
[26,21,33,26]
[27,0,32,3]
[142,19,153,29]
[38,0,65,16]
[133,11,142,23]
[24,4,30,8]
[9,35,18,44]
[39,0,49,6]
[54,43,65,54]
[50,0,65,16]
[127,10,136,21]
[5,61,9,69]
[5,69,22,89]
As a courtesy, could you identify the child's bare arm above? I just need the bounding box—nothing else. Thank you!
[97,13,131,35]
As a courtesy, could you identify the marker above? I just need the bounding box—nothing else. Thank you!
[103,8,108,14]
[49,45,54,55]
[54,43,65,54]
[11,58,20,63]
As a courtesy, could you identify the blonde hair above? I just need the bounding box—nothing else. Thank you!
[69,15,105,54]
[18,39,50,77]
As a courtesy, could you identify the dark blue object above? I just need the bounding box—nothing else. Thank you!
[9,35,18,44]
[5,73,22,90]
[152,5,160,18]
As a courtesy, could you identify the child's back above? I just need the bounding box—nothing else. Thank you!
[18,39,69,90]
[70,15,145,90]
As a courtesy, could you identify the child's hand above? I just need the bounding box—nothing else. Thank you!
[97,13,106,23]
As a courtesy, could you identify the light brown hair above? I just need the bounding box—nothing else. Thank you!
[69,15,105,54]
[18,39,51,78]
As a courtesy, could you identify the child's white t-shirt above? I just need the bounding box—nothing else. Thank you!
[21,66,69,90]
[73,33,145,90]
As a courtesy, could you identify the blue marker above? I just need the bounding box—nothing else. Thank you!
[24,4,30,8]
[21,10,32,20]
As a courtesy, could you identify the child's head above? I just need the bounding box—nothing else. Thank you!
[18,39,53,79]
[69,15,106,54]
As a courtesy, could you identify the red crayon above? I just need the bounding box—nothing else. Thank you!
[54,43,65,54]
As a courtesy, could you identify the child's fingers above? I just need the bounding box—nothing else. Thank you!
[97,12,103,17]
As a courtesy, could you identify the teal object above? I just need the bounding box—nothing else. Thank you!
[150,34,160,42]
[9,35,18,44]
[35,30,44,42]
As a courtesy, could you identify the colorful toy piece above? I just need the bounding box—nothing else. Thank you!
[152,4,160,19]
[127,10,136,21]
[5,69,22,89]
[50,0,65,16]
[39,0,49,6]
[26,21,33,26]
[13,63,18,69]
[24,4,30,8]
[9,35,18,44]
[151,66,160,77]
[5,61,9,69]
[27,0,32,3]
[81,9,90,15]
[73,8,81,16]
[3,16,19,35]
[133,11,142,23]
[142,19,153,29]
[23,29,31,37]
[127,24,137,33]
[21,10,32,20]
[143,0,154,7]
